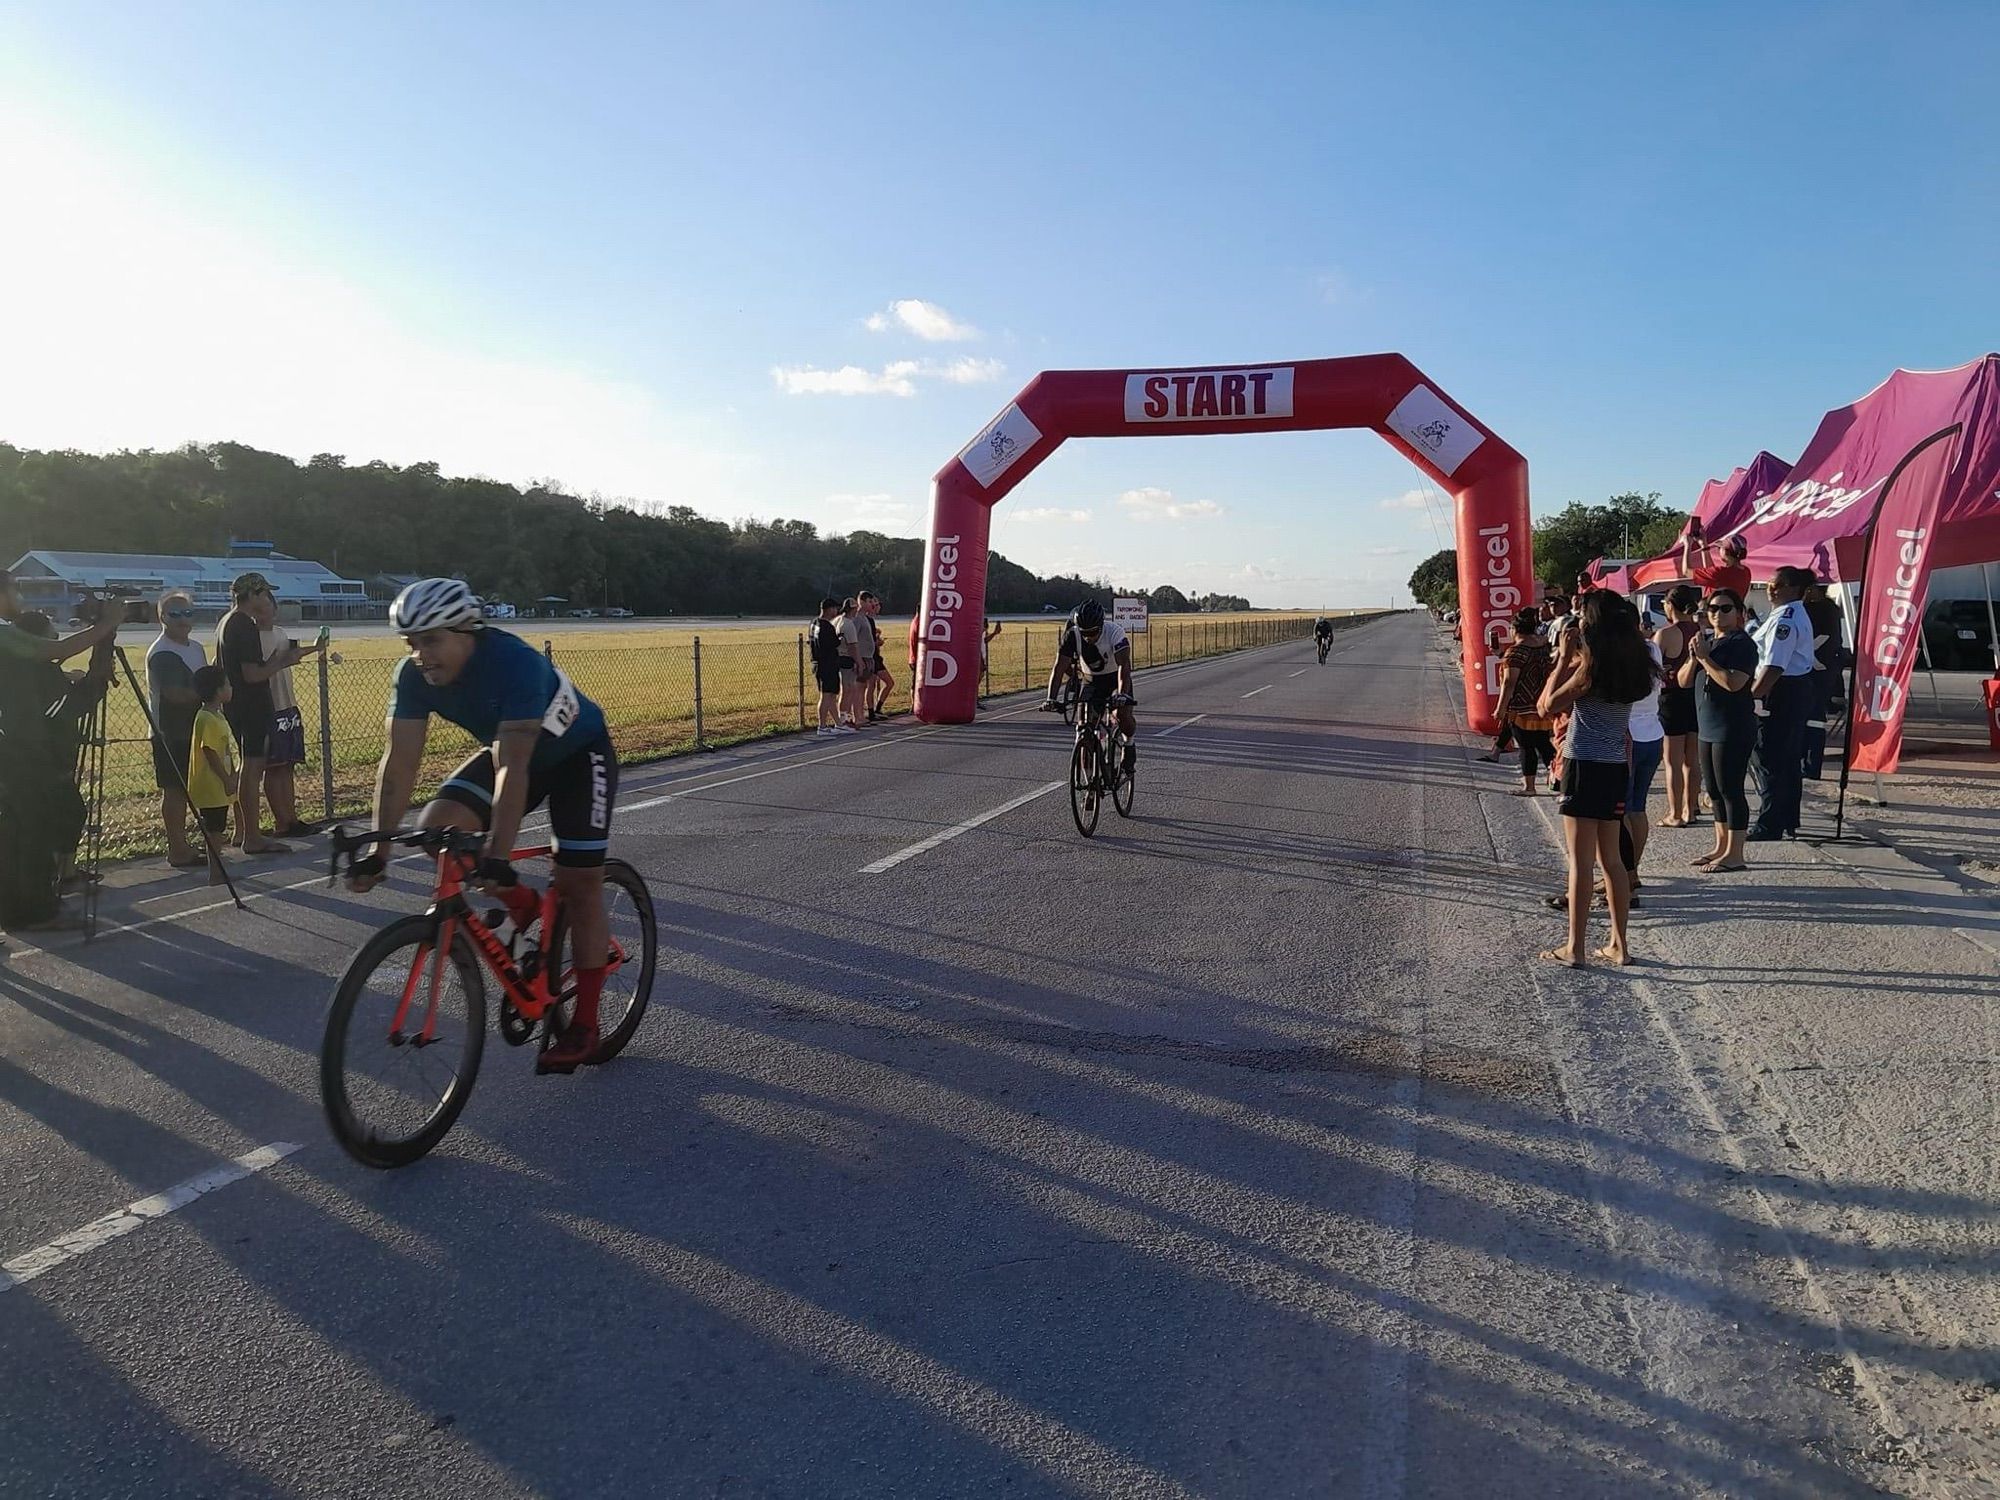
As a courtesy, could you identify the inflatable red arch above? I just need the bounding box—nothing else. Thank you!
[911,354,1534,732]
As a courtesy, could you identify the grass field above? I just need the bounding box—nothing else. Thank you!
[83,610,1381,856]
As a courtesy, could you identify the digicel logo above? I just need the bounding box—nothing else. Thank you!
[1123,367,1295,424]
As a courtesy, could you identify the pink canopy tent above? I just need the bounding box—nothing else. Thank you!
[1628,450,1794,588]
[1727,356,2000,582]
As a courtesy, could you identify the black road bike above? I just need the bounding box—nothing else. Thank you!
[1068,691,1135,836]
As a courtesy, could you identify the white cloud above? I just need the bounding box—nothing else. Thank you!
[772,361,921,397]
[864,298,980,342]
[1118,486,1224,522]
[1378,489,1430,510]
[1363,545,1414,557]
[771,357,1002,396]
[931,356,1006,385]
[1313,268,1371,307]
[0,108,758,506]
[1014,507,1092,524]
[824,492,918,529]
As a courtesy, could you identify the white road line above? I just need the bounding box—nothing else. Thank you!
[1240,684,1272,699]
[860,781,1067,874]
[1,1142,303,1294]
[1155,714,1207,738]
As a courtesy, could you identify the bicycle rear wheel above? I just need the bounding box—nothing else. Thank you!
[322,915,486,1169]
[1070,736,1099,837]
[547,858,658,1061]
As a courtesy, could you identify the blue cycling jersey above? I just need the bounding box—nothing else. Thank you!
[389,628,607,769]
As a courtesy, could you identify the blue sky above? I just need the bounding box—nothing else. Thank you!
[1,1,1993,606]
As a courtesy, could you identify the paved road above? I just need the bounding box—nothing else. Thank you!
[4,613,1997,1497]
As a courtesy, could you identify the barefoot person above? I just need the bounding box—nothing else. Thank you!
[187,666,238,886]
[1536,591,1655,967]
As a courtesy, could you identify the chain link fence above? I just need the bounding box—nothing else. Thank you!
[88,611,1377,856]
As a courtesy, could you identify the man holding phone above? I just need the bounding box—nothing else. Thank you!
[216,572,322,853]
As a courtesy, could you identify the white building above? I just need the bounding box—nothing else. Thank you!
[7,548,373,622]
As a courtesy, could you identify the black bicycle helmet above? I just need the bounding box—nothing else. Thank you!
[1073,599,1105,629]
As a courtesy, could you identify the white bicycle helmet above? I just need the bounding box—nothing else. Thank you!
[390,577,484,634]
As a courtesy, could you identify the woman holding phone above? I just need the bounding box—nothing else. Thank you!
[1535,591,1654,967]
[1680,587,1759,872]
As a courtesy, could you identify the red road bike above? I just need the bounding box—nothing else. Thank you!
[320,827,656,1168]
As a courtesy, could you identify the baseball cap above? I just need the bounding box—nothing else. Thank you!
[232,571,274,599]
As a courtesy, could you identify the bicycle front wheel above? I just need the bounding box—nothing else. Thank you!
[1112,740,1135,818]
[322,915,486,1169]
[1070,737,1099,837]
[548,858,658,1061]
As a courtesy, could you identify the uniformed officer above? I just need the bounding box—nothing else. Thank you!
[1749,565,1819,839]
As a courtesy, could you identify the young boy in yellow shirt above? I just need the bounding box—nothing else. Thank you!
[188,666,238,885]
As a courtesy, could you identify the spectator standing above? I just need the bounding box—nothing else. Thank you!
[254,588,324,838]
[1681,588,1760,872]
[980,619,1003,699]
[808,598,849,735]
[1493,609,1557,796]
[835,597,870,729]
[146,590,208,867]
[907,612,922,686]
[0,613,113,930]
[1619,629,1668,891]
[1681,522,1754,600]
[215,572,303,854]
[1536,590,1653,966]
[859,591,894,721]
[1801,579,1847,780]
[187,665,238,885]
[1655,585,1702,826]
[1749,566,1818,840]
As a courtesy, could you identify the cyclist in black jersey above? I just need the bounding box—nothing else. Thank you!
[349,578,618,1073]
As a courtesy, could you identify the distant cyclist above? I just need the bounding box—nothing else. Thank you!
[350,578,618,1074]
[1042,600,1136,772]
[1314,616,1334,662]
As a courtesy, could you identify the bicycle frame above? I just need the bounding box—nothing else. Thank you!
[1073,699,1124,791]
[390,844,621,1043]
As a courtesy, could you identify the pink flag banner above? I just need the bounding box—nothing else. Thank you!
[1850,425,1964,775]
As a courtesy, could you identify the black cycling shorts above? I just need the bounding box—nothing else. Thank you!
[433,734,619,868]
[1081,675,1122,710]
[813,664,842,695]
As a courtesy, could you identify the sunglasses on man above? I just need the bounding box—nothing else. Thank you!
[164,607,194,620]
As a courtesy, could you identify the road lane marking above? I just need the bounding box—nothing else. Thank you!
[1288,669,1309,677]
[1,1142,303,1294]
[1155,714,1207,738]
[859,781,1067,874]
[1240,685,1271,698]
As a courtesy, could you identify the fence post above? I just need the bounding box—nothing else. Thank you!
[693,636,705,749]
[1023,626,1030,691]
[797,634,806,729]
[317,646,334,821]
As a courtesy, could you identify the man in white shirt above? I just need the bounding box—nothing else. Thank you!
[1749,565,1818,840]
[836,597,871,729]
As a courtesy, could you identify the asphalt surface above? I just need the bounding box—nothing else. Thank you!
[4,612,1997,1498]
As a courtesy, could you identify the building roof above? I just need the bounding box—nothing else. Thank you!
[9,549,364,596]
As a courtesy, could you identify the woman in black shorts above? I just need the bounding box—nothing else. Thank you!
[1536,591,1655,967]
[1655,584,1701,825]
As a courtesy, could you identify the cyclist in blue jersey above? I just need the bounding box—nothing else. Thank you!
[349,578,618,1073]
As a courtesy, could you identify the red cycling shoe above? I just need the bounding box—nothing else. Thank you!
[536,1022,602,1075]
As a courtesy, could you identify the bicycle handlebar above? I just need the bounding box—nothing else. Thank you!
[326,824,484,883]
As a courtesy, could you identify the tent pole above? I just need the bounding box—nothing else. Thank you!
[1984,562,2000,673]
[1916,611,1944,715]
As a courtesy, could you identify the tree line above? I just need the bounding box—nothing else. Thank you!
[0,441,1253,616]
[1405,491,1688,609]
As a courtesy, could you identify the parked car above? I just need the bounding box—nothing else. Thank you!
[1041,603,1061,613]
[603,606,633,618]
[1922,599,1998,671]
[483,601,518,620]
[568,608,598,619]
